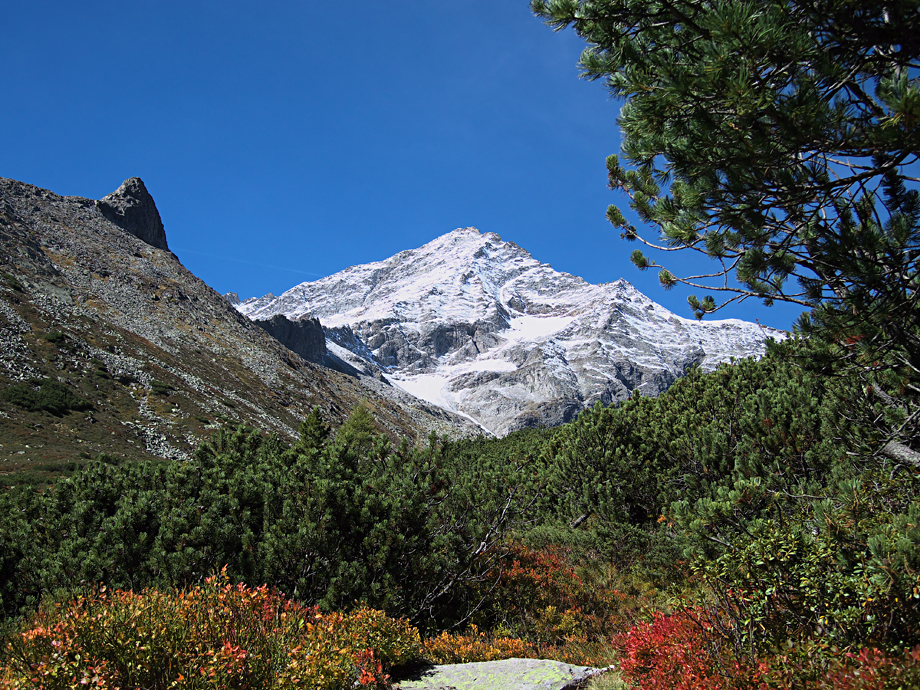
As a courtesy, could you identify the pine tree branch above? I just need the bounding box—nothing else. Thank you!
[880,440,920,470]
[569,511,592,529]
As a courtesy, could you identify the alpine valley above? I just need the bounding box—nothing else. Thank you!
[234,227,785,436]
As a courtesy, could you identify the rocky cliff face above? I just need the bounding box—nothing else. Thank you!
[0,177,475,484]
[96,177,169,251]
[253,314,327,364]
[237,227,785,436]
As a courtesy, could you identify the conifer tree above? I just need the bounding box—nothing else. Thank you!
[532,0,920,461]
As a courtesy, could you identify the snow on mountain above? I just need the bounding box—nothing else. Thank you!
[236,227,785,436]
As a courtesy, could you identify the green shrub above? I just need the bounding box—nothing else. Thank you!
[537,343,920,659]
[760,642,920,689]
[1,273,23,292]
[41,330,66,345]
[0,378,90,415]
[149,379,171,396]
[91,359,110,380]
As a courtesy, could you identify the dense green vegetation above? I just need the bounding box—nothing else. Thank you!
[2,339,918,686]
[0,406,539,633]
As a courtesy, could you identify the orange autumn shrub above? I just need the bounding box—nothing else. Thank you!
[274,606,421,689]
[427,542,640,669]
[422,624,538,664]
[422,622,615,668]
[0,570,421,690]
[473,543,636,646]
[530,639,618,669]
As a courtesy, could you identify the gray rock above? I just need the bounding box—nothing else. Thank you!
[253,313,327,364]
[97,177,169,251]
[395,658,597,690]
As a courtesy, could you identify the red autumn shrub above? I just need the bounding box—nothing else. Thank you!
[615,609,762,690]
[616,608,920,690]
[760,644,920,689]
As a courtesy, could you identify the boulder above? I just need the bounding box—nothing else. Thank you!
[394,658,598,690]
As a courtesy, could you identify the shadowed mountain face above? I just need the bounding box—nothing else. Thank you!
[0,177,474,484]
[238,228,785,436]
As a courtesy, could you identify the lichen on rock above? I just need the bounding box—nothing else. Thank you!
[394,658,598,690]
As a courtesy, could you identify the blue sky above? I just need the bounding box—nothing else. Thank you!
[2,0,805,330]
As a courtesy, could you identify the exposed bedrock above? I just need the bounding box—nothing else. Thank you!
[253,314,327,364]
[97,177,169,251]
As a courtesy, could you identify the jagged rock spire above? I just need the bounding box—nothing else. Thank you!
[97,177,168,251]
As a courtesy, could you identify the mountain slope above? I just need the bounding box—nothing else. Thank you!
[0,177,474,484]
[237,227,785,435]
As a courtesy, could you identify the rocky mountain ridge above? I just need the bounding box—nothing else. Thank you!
[0,177,475,484]
[236,227,785,435]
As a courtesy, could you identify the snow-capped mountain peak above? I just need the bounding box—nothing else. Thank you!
[237,227,784,435]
